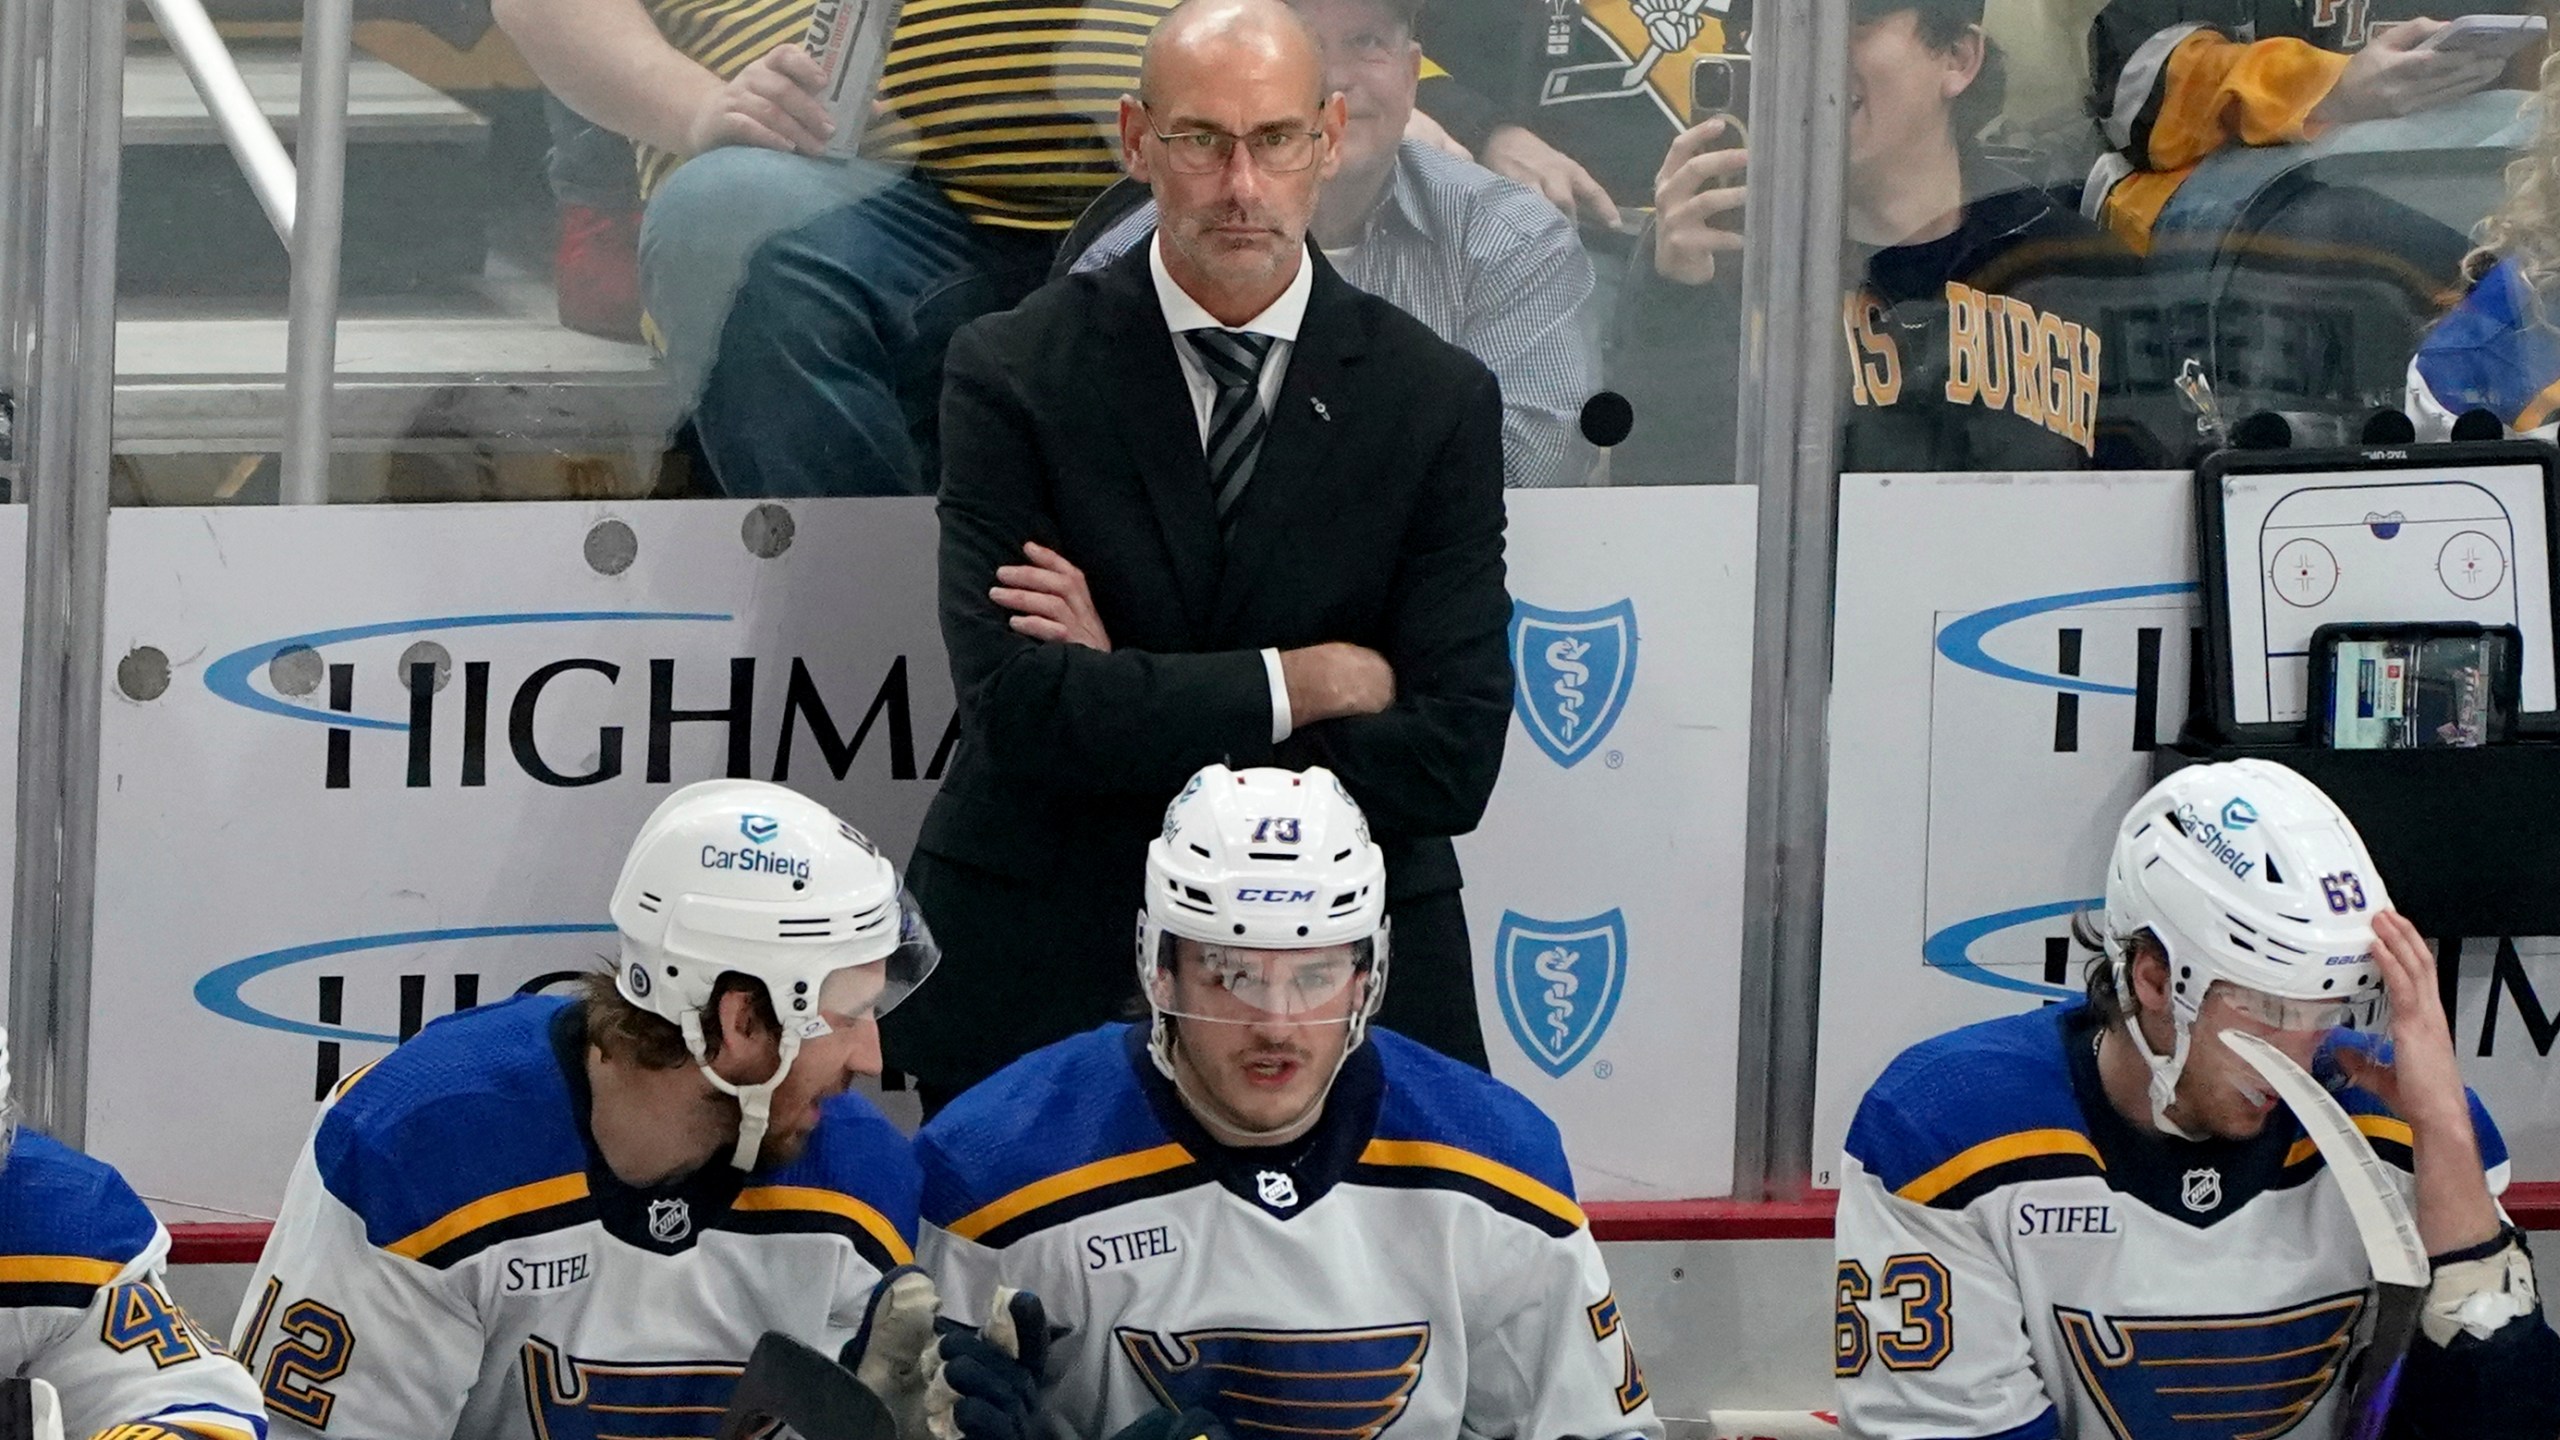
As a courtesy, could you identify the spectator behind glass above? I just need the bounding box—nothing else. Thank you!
[492,0,1177,497]
[2413,53,2560,437]
[1069,0,1604,487]
[1609,0,2153,482]
[2088,2,2520,253]
[1408,0,1755,232]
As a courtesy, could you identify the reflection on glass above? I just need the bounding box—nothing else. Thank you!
[117,0,1741,501]
[2414,55,2560,439]
[2087,2,2541,452]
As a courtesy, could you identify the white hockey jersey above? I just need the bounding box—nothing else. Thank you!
[0,1131,266,1440]
[1834,1002,2516,1440]
[234,994,919,1440]
[915,1024,1660,1440]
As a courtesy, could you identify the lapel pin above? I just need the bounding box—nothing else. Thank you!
[1310,397,1331,422]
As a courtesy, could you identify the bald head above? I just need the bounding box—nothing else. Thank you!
[1120,0,1345,325]
[1140,0,1327,110]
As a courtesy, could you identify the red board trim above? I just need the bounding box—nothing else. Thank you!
[166,1184,2560,1261]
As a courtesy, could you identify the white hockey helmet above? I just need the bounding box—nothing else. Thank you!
[1137,765,1388,1136]
[2101,759,2390,1133]
[608,779,937,1168]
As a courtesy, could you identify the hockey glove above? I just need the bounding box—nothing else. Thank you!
[927,1287,1056,1440]
[1100,1406,1231,1440]
[841,1266,943,1440]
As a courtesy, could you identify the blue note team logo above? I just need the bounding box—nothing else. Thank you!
[1119,1325,1428,1440]
[1494,909,1628,1078]
[520,1338,740,1440]
[2056,1291,2361,1440]
[1509,599,1638,768]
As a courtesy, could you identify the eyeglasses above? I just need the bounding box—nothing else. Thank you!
[1143,104,1327,174]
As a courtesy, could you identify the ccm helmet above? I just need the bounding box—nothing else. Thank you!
[608,780,936,1168]
[2101,759,2389,1134]
[1138,765,1388,1140]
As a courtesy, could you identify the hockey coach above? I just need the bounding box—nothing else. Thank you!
[886,0,1514,1109]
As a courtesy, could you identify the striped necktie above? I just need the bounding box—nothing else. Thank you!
[1185,328,1278,526]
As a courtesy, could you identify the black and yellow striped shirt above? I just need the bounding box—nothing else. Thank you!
[639,0,1173,230]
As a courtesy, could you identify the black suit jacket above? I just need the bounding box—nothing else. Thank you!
[896,240,1512,1077]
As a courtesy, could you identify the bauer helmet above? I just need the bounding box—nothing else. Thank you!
[2101,759,2389,1135]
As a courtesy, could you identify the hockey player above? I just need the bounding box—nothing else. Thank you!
[234,780,964,1440]
[916,764,1661,1440]
[1836,759,2560,1440]
[0,1031,268,1440]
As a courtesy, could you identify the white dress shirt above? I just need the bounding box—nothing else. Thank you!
[1147,231,1312,743]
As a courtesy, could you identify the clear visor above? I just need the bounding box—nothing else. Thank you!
[785,889,940,1039]
[1149,937,1372,1025]
[2208,978,2388,1036]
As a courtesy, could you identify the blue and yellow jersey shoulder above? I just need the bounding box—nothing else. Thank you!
[917,1026,1193,1250]
[313,994,591,1269]
[1847,1005,2103,1210]
[2284,1068,2508,1185]
[0,1133,158,1309]
[1350,1029,1586,1239]
[721,1092,921,1272]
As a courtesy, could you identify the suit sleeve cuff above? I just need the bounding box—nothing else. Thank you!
[1262,648,1294,743]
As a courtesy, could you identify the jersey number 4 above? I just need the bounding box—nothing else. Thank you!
[99,1282,206,1369]
[1835,1255,1952,1377]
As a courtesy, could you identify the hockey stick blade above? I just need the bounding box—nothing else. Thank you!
[2222,1031,2428,1440]
[717,1332,900,1440]
[2223,1032,2426,1284]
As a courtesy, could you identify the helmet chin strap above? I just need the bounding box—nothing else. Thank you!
[2111,954,2204,1140]
[679,1009,805,1171]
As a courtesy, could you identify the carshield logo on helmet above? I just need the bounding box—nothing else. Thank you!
[1509,600,1638,768]
[2221,798,2259,831]
[1495,909,1628,1079]
[740,814,780,844]
[2175,804,2256,881]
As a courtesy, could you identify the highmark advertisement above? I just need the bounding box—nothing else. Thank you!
[89,492,1756,1219]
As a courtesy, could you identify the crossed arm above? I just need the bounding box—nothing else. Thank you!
[939,323,1510,834]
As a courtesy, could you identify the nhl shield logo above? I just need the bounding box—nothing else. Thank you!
[1509,599,1638,768]
[1495,909,1628,1078]
[646,1198,692,1243]
[2181,1168,2222,1213]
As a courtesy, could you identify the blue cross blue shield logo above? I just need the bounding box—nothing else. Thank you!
[1510,599,1638,768]
[1494,909,1628,1079]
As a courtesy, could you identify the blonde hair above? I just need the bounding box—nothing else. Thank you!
[2465,52,2560,317]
